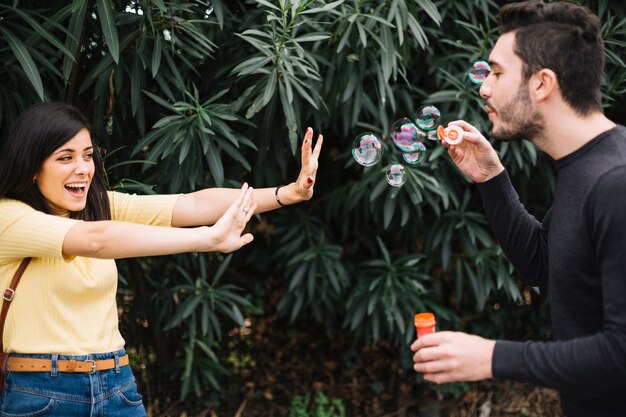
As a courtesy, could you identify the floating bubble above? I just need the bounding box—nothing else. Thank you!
[468,60,491,84]
[352,133,383,166]
[415,105,441,131]
[402,142,426,165]
[390,118,426,153]
[386,163,407,187]
[427,130,439,141]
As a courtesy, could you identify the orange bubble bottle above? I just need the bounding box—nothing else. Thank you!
[414,312,436,338]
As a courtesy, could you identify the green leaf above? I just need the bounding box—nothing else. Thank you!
[0,28,44,100]
[293,33,331,43]
[255,0,281,11]
[96,0,120,64]
[262,70,277,106]
[301,0,344,14]
[414,0,442,25]
[151,32,162,78]
[206,143,225,186]
[63,0,88,80]
[131,52,142,116]
[11,7,75,60]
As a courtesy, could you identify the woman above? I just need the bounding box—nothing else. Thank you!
[0,102,322,415]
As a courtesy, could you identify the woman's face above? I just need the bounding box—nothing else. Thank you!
[35,128,95,216]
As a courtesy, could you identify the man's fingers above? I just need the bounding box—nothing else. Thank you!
[413,357,451,375]
[448,120,480,133]
[413,346,440,363]
[423,372,453,384]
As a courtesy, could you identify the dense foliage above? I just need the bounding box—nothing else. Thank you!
[1,0,625,410]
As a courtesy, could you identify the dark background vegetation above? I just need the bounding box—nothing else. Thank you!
[1,0,625,415]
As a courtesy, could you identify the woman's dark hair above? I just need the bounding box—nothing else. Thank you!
[0,102,111,221]
[498,0,604,116]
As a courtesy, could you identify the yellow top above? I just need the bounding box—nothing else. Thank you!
[0,191,179,354]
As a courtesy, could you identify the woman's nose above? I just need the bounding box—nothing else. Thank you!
[74,160,89,175]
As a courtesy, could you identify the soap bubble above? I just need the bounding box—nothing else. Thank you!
[385,163,407,187]
[427,130,439,141]
[402,142,426,165]
[390,118,426,153]
[468,60,491,84]
[415,105,441,131]
[352,133,383,166]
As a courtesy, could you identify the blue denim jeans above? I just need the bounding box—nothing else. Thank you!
[0,349,147,417]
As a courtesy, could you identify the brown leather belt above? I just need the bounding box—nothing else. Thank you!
[5,354,129,373]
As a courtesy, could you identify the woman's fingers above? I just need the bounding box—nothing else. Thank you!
[312,133,323,159]
[244,202,257,221]
[232,182,249,212]
[239,232,254,247]
[240,186,254,213]
[301,127,314,160]
[297,129,323,194]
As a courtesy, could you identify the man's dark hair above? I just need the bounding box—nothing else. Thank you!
[498,0,604,115]
[0,102,111,221]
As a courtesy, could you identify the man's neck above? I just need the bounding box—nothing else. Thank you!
[534,108,616,160]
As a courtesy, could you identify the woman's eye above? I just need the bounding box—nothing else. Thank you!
[84,153,94,160]
[58,156,72,161]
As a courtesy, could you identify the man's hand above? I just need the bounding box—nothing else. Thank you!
[411,331,496,383]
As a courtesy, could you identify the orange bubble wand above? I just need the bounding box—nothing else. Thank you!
[436,125,463,145]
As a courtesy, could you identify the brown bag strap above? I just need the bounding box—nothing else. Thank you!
[0,258,32,353]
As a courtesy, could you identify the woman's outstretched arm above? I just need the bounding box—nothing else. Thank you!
[63,184,256,258]
[172,128,323,227]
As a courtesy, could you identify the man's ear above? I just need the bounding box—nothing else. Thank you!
[530,68,558,102]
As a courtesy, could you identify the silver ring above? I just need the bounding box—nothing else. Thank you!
[242,208,249,214]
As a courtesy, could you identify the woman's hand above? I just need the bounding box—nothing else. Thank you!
[444,120,505,183]
[206,183,257,253]
[294,127,324,201]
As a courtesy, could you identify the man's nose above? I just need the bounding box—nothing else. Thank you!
[479,81,491,99]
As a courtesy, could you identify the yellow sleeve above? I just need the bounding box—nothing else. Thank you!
[108,191,180,226]
[0,199,79,264]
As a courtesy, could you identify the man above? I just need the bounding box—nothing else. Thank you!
[411,1,626,416]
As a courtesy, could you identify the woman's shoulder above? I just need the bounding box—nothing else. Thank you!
[0,198,38,229]
[0,198,34,211]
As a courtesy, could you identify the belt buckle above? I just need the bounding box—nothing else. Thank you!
[85,359,96,374]
[3,288,15,301]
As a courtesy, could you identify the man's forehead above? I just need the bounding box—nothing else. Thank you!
[489,32,518,68]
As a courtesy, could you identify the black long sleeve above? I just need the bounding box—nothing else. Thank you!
[477,170,550,287]
[477,126,626,417]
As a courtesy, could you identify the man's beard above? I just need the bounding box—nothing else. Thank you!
[490,83,544,142]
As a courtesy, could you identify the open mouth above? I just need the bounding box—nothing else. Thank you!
[65,182,88,197]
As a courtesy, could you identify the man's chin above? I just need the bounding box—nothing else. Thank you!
[491,127,524,142]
